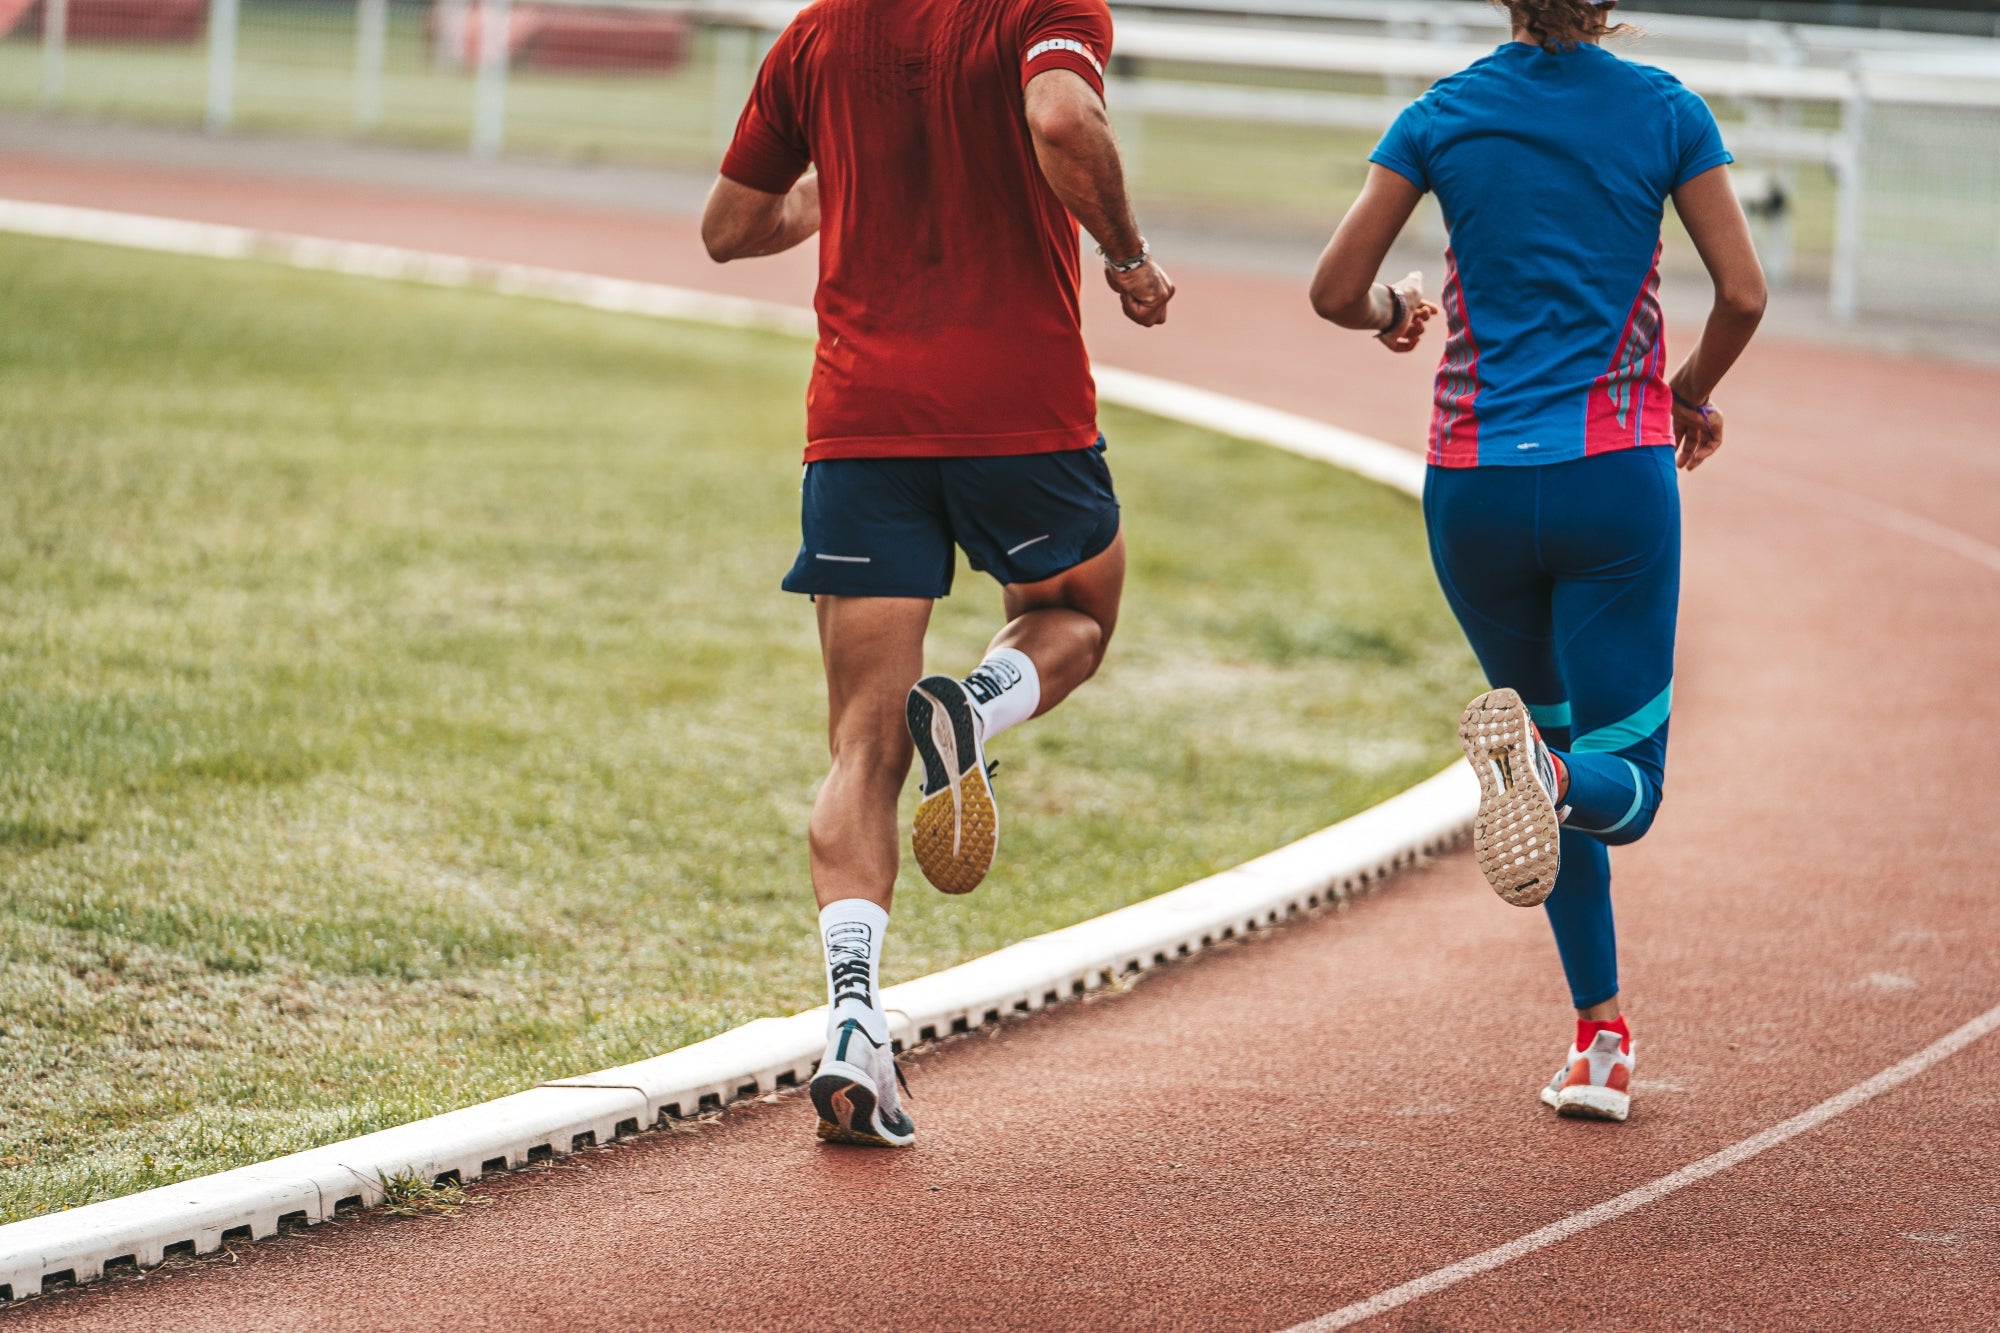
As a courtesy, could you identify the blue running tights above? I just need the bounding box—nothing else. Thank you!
[1423,446,1681,1011]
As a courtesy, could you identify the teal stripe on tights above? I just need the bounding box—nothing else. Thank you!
[1526,700,1571,729]
[1573,681,1672,754]
[1569,758,1648,836]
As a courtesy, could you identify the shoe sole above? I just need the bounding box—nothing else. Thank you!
[1459,687,1562,907]
[810,1060,915,1148]
[907,676,996,896]
[1554,1085,1630,1122]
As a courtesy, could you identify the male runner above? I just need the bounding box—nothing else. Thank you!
[702,0,1173,1147]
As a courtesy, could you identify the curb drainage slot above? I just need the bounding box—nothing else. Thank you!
[163,1240,197,1259]
[221,1225,253,1243]
[525,1144,555,1165]
[334,1196,363,1214]
[570,1133,596,1152]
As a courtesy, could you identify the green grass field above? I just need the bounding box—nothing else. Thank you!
[0,233,1482,1223]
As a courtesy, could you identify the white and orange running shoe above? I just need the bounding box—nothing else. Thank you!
[1540,1021,1635,1122]
[812,1016,916,1148]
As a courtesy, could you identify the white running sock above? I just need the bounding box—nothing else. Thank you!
[962,647,1040,741]
[819,898,890,1044]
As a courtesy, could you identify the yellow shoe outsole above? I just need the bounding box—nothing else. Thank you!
[912,768,997,896]
[907,676,998,895]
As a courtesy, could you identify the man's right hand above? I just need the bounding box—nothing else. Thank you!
[1106,257,1175,327]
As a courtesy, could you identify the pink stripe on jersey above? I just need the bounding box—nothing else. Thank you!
[1586,243,1673,456]
[1428,251,1481,468]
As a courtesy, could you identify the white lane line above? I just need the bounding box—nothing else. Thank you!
[1282,1000,2000,1331]
[1742,464,2000,577]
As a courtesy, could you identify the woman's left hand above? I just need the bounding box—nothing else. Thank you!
[1673,396,1724,471]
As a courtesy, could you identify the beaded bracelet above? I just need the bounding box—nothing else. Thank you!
[1670,388,1716,422]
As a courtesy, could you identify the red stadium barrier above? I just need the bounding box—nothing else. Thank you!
[3,0,206,42]
[429,5,691,73]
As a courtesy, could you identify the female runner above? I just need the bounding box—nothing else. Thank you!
[1309,0,1767,1121]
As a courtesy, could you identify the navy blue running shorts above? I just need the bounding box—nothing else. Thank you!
[782,438,1121,599]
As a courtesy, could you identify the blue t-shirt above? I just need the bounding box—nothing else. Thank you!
[1370,42,1732,467]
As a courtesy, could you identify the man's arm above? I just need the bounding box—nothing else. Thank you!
[701,172,821,264]
[1023,69,1173,327]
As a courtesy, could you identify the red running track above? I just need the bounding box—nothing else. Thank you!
[6,155,1999,1331]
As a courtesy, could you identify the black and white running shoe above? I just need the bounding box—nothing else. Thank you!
[906,674,997,895]
[811,1017,915,1148]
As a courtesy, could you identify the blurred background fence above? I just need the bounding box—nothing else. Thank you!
[4,0,1997,319]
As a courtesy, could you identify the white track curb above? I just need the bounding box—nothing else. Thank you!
[0,199,1477,1301]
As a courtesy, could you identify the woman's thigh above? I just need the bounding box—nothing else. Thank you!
[1540,446,1681,786]
[1423,464,1568,734]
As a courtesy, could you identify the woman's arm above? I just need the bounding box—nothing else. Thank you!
[1309,164,1439,352]
[1667,164,1768,471]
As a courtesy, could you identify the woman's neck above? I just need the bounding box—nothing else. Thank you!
[1512,27,1603,46]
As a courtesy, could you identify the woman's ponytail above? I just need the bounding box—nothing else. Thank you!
[1497,0,1630,52]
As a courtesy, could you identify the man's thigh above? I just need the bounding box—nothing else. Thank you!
[814,595,932,743]
[940,439,1122,590]
[783,458,957,600]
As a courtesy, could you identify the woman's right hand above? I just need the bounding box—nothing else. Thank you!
[1378,271,1440,353]
[1673,395,1723,471]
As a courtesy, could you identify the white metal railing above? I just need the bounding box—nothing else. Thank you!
[1112,0,2000,60]
[17,0,1997,319]
[666,0,1998,322]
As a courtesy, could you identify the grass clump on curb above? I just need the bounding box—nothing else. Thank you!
[0,233,1481,1223]
[377,1169,487,1219]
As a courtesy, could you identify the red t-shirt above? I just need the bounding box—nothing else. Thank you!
[720,0,1114,462]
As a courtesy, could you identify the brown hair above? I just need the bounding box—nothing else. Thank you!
[1498,0,1630,51]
